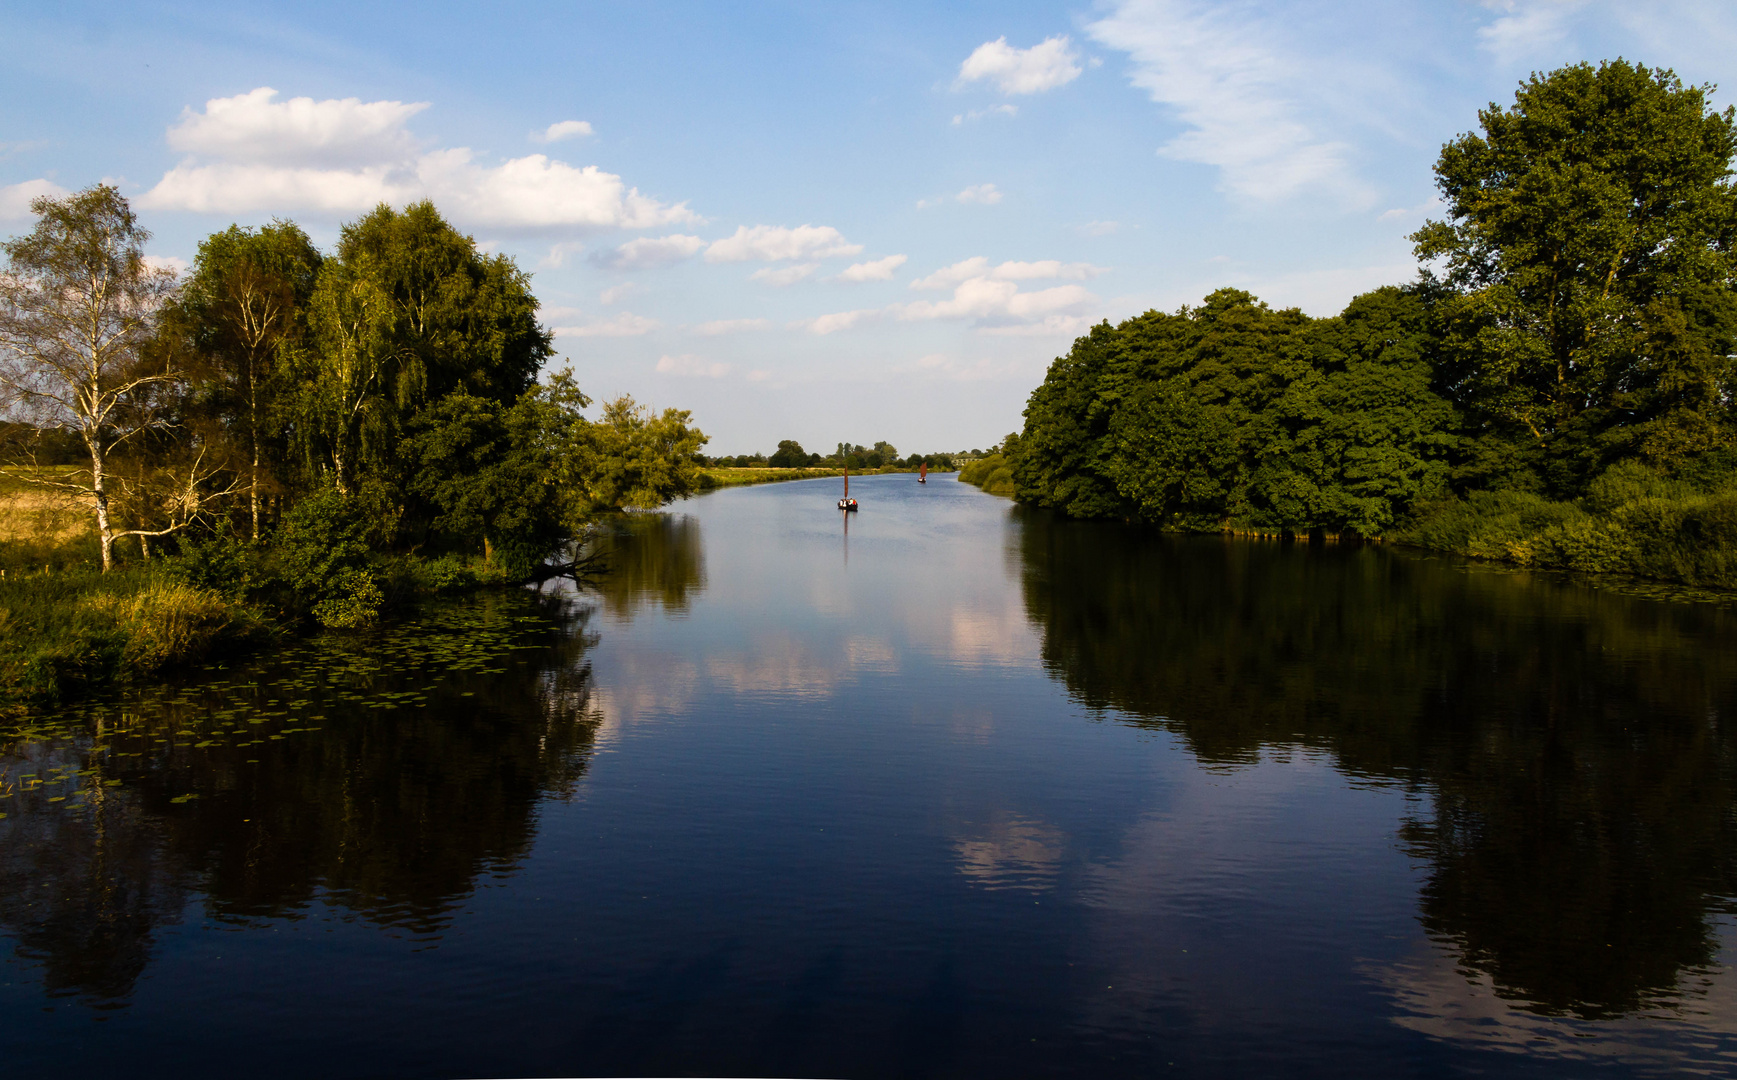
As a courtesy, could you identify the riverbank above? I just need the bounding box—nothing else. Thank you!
[698,464,936,490]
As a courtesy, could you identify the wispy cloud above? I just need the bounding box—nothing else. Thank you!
[956,36,1083,95]
[1477,0,1587,64]
[591,233,705,271]
[799,256,1102,334]
[920,184,1005,209]
[835,254,907,282]
[693,318,771,335]
[1086,1,1372,205]
[554,312,658,338]
[952,104,1019,126]
[656,353,733,377]
[909,257,1104,290]
[956,183,1003,205]
[532,119,595,143]
[751,263,819,286]
[706,224,862,262]
[537,240,586,269]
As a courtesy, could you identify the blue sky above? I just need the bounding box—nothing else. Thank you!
[4,1,1735,454]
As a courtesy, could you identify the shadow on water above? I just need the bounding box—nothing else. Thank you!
[0,590,602,1005]
[1015,507,1737,1021]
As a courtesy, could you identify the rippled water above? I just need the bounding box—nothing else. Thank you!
[5,472,1737,1077]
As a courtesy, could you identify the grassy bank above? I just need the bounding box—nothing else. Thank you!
[698,466,843,489]
[1396,464,1737,590]
[698,464,939,490]
[958,455,1015,497]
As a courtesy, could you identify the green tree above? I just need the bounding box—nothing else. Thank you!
[294,201,552,516]
[1413,60,1737,492]
[170,221,322,539]
[768,439,808,468]
[404,370,590,574]
[0,186,219,570]
[571,395,708,513]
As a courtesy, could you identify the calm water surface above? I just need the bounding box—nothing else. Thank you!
[6,473,1737,1077]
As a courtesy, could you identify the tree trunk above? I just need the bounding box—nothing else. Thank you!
[90,442,114,572]
[249,376,261,542]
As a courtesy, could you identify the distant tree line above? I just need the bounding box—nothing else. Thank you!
[1003,60,1737,585]
[704,438,956,471]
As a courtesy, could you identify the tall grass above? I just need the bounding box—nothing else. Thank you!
[1398,463,1737,589]
[0,564,265,706]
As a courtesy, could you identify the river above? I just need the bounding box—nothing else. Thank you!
[4,472,1737,1077]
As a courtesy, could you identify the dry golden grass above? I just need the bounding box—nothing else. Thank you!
[80,580,236,667]
[0,485,93,543]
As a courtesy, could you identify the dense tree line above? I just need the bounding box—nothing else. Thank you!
[707,438,954,471]
[0,192,707,619]
[1008,60,1737,579]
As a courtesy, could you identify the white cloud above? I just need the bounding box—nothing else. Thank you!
[141,88,697,231]
[1086,1,1370,204]
[537,240,586,269]
[0,178,68,220]
[656,353,733,377]
[599,282,639,305]
[1477,1,1587,64]
[693,318,771,335]
[900,278,1095,323]
[591,233,706,270]
[956,183,1003,205]
[705,224,863,262]
[910,257,1105,290]
[836,254,907,282]
[1078,219,1121,236]
[799,308,880,335]
[165,87,428,167]
[978,315,1097,337]
[751,263,819,286]
[141,254,190,275]
[956,35,1083,95]
[804,259,1100,335]
[554,312,658,338]
[533,119,595,143]
[952,104,1019,125]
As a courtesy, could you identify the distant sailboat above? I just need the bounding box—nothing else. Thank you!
[918,461,927,483]
[838,459,858,510]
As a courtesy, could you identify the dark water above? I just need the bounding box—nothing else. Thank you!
[5,473,1737,1077]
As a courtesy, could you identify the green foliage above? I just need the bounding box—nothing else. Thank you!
[0,567,261,704]
[768,439,808,468]
[1414,59,1737,493]
[274,486,382,627]
[572,395,708,513]
[959,447,1017,496]
[1013,287,1452,535]
[1400,463,1737,587]
[291,200,554,520]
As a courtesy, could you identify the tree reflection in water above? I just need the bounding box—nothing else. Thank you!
[1015,507,1737,1020]
[587,513,706,620]
[0,591,601,1005]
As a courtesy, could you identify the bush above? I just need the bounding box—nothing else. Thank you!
[1398,466,1737,589]
[310,567,384,629]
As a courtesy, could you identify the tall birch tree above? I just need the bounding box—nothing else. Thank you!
[0,185,188,570]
